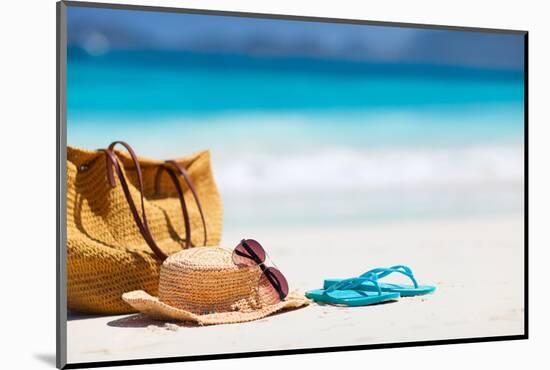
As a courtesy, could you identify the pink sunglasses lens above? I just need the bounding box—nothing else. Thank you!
[232,239,266,267]
[258,267,289,304]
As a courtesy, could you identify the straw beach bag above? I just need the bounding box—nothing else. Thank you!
[67,141,223,314]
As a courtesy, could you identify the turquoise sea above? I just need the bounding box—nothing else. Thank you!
[67,48,525,227]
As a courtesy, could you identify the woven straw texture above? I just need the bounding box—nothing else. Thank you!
[122,247,310,325]
[67,146,223,314]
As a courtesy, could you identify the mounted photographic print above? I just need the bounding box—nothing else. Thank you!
[56,1,527,368]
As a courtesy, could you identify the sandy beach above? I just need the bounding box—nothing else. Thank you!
[67,213,524,364]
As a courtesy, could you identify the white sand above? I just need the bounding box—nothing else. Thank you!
[67,214,524,364]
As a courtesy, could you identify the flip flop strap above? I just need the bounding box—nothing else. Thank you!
[369,265,414,279]
[388,265,413,276]
[361,266,419,288]
[325,276,383,296]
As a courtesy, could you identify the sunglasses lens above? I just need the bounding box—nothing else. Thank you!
[232,239,266,267]
[258,267,289,304]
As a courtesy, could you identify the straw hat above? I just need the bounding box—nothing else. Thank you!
[122,247,310,325]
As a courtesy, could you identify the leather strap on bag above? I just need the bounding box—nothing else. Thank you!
[154,160,208,246]
[101,145,169,261]
[101,141,207,260]
[155,164,192,249]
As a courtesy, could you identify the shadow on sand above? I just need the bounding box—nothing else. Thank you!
[107,313,200,328]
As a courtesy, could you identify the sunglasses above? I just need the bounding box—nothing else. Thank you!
[232,239,289,303]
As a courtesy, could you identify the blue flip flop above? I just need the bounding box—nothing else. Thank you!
[324,265,436,297]
[306,276,400,306]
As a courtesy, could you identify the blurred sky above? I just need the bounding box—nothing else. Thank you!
[67,6,524,70]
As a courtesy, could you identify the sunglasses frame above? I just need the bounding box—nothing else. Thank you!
[234,239,288,301]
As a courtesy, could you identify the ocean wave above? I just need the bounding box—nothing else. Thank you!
[214,145,524,195]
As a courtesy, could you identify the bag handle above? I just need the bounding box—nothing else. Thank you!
[101,141,205,259]
[101,146,169,261]
[155,164,193,249]
[154,160,208,246]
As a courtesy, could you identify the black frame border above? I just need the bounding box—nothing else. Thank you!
[56,1,529,369]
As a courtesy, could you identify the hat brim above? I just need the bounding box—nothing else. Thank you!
[122,290,310,325]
